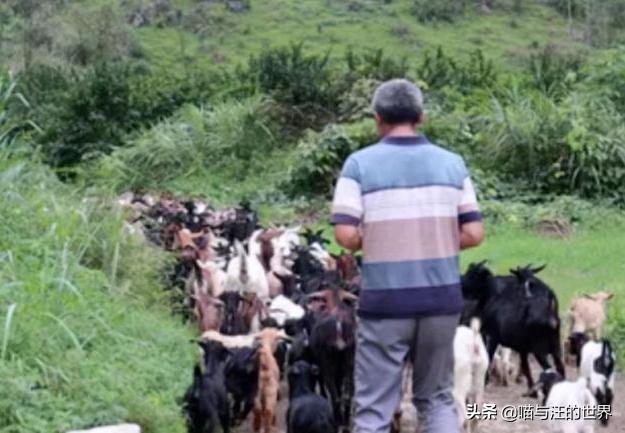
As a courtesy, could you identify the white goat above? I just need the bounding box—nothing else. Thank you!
[267,295,304,326]
[200,330,258,349]
[490,346,518,386]
[580,340,616,427]
[226,240,269,300]
[546,377,596,433]
[453,318,489,433]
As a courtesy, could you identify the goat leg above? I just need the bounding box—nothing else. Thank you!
[551,336,566,379]
[519,353,536,397]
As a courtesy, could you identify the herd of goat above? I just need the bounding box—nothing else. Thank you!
[119,193,617,433]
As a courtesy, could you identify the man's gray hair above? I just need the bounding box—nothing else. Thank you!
[372,79,424,125]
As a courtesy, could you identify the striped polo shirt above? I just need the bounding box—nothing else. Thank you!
[331,135,482,318]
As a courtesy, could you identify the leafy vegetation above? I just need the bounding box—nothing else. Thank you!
[0,147,195,433]
[2,0,625,430]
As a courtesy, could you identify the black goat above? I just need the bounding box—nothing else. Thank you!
[219,291,248,335]
[183,340,231,433]
[309,296,356,431]
[287,361,336,433]
[462,262,565,394]
[224,346,259,425]
[533,368,564,405]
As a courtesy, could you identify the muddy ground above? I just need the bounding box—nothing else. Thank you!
[236,361,622,433]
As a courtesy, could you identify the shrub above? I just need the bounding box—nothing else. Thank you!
[527,45,584,98]
[344,48,410,82]
[37,62,134,169]
[417,47,497,94]
[284,120,377,198]
[93,97,277,192]
[236,44,342,130]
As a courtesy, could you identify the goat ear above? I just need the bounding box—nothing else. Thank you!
[509,268,520,278]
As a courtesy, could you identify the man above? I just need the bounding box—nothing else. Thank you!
[331,79,485,433]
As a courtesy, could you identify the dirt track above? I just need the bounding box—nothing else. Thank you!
[236,361,622,433]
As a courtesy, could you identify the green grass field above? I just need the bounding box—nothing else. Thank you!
[136,0,585,71]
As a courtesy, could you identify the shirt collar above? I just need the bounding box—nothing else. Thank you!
[381,135,430,146]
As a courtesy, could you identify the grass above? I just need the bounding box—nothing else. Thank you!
[135,0,586,72]
[0,150,196,433]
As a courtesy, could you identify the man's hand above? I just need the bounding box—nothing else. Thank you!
[335,224,362,252]
[460,221,485,250]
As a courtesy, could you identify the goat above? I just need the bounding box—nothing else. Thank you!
[309,288,357,431]
[489,346,518,387]
[565,332,590,367]
[546,377,597,433]
[568,292,614,339]
[225,346,259,425]
[253,328,290,433]
[219,291,250,335]
[193,290,224,333]
[462,262,565,393]
[453,318,489,433]
[183,341,230,433]
[580,339,615,426]
[227,241,269,300]
[268,295,305,327]
[287,361,336,433]
[533,368,564,404]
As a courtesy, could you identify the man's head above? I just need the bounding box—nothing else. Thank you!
[372,79,425,136]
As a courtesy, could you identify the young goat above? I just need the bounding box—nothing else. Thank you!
[287,360,336,433]
[568,292,614,339]
[453,318,489,433]
[580,339,616,426]
[546,377,597,433]
[183,341,231,433]
[253,328,290,433]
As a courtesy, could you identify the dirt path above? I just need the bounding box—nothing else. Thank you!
[235,361,622,433]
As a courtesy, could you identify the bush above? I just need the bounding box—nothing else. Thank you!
[236,44,342,130]
[412,0,468,23]
[284,120,377,198]
[37,62,134,169]
[16,62,220,169]
[417,47,497,94]
[93,97,277,192]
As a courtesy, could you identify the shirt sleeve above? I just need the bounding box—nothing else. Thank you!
[458,171,483,225]
[330,157,363,226]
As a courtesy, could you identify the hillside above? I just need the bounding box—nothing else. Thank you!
[2,1,625,432]
[134,0,584,70]
[0,0,599,73]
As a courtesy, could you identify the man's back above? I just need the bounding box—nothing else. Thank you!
[331,135,481,318]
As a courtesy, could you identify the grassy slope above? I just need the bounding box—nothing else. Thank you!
[137,0,584,70]
[0,152,195,433]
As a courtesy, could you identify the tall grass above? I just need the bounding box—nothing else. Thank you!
[0,147,195,433]
[90,96,290,204]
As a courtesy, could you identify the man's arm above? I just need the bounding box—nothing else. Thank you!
[460,221,485,250]
[335,224,362,252]
[331,156,364,251]
[458,168,485,250]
